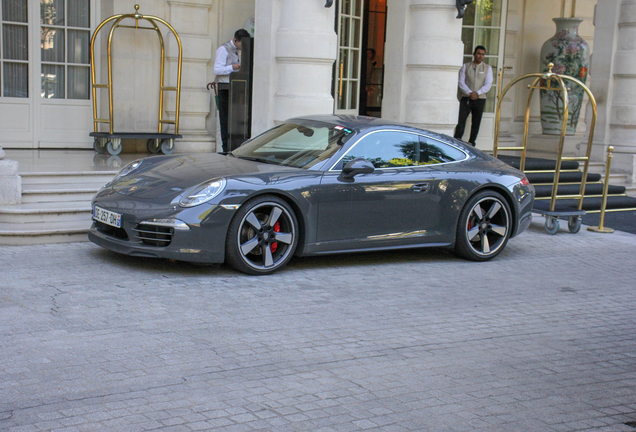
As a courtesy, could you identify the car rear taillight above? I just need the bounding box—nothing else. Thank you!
[520,176,530,186]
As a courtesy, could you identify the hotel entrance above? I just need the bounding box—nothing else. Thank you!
[333,0,386,117]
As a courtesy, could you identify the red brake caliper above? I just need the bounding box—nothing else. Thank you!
[270,221,281,253]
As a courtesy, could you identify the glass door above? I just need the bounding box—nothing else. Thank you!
[334,0,364,115]
[38,0,92,148]
[0,0,32,147]
[360,0,385,117]
[0,0,93,149]
[460,0,508,148]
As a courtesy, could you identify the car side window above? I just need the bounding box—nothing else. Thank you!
[418,136,466,165]
[337,131,422,169]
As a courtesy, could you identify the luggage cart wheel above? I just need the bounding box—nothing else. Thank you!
[568,216,582,234]
[106,139,122,156]
[93,138,107,154]
[147,139,161,154]
[545,216,559,235]
[160,139,175,155]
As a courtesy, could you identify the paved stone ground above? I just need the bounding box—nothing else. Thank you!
[2,219,636,432]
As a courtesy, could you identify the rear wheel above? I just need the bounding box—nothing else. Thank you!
[225,195,299,275]
[454,190,512,261]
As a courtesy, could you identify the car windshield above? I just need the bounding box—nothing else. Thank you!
[230,122,349,169]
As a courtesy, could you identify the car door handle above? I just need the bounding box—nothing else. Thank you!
[411,183,430,193]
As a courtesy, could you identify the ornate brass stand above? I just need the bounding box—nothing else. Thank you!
[494,63,598,234]
[89,5,183,156]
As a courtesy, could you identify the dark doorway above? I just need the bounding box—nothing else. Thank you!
[360,0,386,117]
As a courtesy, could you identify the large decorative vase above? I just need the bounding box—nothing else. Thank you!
[539,18,590,135]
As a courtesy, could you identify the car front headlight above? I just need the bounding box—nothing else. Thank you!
[107,160,143,186]
[179,178,227,207]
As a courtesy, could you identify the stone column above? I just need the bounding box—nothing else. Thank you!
[252,0,337,135]
[587,0,636,182]
[167,0,215,152]
[383,0,464,135]
[609,0,636,181]
[0,148,21,205]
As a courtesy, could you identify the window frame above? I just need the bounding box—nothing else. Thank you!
[1,0,30,98]
[40,0,91,100]
[328,129,469,172]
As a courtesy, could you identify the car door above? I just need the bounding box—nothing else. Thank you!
[411,135,473,240]
[316,130,439,247]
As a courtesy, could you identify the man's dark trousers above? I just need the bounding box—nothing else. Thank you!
[454,97,486,146]
[217,84,230,153]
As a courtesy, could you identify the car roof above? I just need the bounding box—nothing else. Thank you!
[287,114,410,130]
[285,114,457,143]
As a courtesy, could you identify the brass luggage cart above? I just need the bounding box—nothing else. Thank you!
[493,63,598,234]
[89,5,182,156]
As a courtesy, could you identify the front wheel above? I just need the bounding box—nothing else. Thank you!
[454,190,512,261]
[225,195,299,275]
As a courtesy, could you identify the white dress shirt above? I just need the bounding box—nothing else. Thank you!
[214,40,239,83]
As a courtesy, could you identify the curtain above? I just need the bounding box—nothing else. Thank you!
[3,62,28,97]
[67,0,89,28]
[2,0,28,23]
[41,63,64,98]
[67,65,88,99]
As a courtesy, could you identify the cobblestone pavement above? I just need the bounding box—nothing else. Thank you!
[2,219,636,432]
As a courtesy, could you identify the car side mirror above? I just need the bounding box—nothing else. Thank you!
[340,158,375,181]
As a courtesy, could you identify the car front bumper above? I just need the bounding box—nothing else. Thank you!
[88,199,237,264]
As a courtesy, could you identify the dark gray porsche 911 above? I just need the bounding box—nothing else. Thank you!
[89,115,534,275]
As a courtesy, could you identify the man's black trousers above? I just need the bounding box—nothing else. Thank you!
[454,97,486,146]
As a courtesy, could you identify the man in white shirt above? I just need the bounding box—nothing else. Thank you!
[214,29,251,152]
[454,45,493,146]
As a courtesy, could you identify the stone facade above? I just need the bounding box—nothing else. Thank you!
[0,149,21,205]
[0,0,634,181]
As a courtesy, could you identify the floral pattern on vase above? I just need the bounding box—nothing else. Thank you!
[540,18,590,135]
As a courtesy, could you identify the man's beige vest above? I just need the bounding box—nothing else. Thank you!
[463,62,490,99]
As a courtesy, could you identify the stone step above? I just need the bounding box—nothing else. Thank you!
[0,201,91,224]
[21,190,97,204]
[20,171,116,186]
[0,220,90,245]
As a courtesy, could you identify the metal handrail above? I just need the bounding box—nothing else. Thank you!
[493,62,598,212]
[90,4,183,135]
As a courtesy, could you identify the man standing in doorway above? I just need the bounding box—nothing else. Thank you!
[214,29,251,152]
[454,45,493,146]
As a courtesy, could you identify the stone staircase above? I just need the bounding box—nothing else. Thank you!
[0,171,116,245]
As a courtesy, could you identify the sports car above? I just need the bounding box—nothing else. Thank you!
[89,115,534,275]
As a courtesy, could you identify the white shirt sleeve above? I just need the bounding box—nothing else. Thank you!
[214,45,234,77]
[477,65,493,95]
[457,64,471,96]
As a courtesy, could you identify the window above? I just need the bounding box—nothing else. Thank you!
[1,0,29,98]
[40,0,90,99]
[231,122,347,170]
[419,136,466,165]
[337,131,466,169]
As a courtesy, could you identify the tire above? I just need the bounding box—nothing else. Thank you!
[93,138,106,154]
[545,216,559,235]
[225,195,299,275]
[147,139,161,154]
[454,190,512,261]
[160,139,174,155]
[568,216,581,234]
[106,140,122,156]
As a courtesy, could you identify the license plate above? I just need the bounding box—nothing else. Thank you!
[93,206,122,228]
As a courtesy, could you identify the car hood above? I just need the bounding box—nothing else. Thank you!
[111,153,300,199]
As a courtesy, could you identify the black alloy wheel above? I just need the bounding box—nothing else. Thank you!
[454,190,511,261]
[226,195,298,275]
